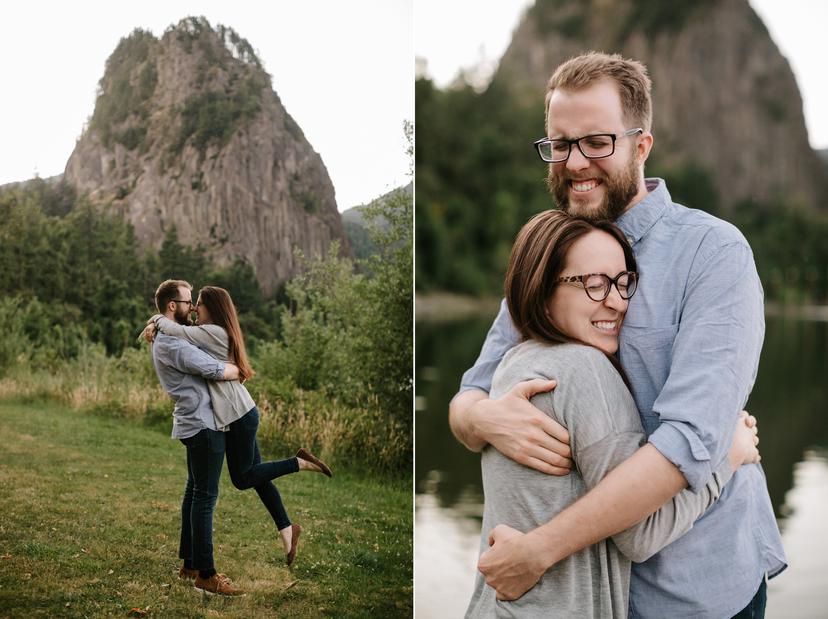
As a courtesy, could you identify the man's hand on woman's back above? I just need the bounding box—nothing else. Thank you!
[450,379,573,475]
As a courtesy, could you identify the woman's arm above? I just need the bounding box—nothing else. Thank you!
[150,314,229,359]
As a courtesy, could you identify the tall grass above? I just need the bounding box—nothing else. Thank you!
[0,344,408,475]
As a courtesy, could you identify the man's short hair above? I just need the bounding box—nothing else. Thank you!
[154,279,192,313]
[545,51,652,133]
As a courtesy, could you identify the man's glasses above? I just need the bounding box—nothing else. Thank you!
[556,271,638,302]
[534,128,643,163]
[173,299,194,307]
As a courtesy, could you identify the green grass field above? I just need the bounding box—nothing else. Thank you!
[0,400,412,618]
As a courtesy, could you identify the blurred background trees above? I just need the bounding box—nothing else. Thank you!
[415,71,828,303]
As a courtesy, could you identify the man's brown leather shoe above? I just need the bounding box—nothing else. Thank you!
[178,566,199,580]
[286,523,302,567]
[194,573,244,596]
[296,448,333,477]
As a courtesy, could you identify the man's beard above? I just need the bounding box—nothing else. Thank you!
[173,306,192,325]
[546,154,640,222]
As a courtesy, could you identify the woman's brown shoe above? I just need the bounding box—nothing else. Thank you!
[296,448,332,477]
[286,523,302,567]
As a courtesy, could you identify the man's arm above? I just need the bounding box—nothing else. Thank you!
[450,383,571,475]
[157,335,238,381]
[479,445,686,599]
[479,240,765,598]
[450,300,572,473]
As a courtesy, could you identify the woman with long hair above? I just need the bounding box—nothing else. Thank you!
[466,211,760,617]
[146,285,331,570]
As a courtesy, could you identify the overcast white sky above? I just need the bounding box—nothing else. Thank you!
[0,1,412,210]
[415,0,828,151]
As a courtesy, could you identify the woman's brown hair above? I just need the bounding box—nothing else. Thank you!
[505,210,637,346]
[198,286,255,381]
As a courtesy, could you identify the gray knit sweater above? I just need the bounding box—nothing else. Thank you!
[466,342,733,619]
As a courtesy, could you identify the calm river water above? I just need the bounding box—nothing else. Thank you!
[415,312,828,618]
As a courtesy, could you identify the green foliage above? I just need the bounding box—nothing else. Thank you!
[730,199,828,303]
[528,0,587,37]
[216,23,263,68]
[161,17,269,157]
[89,29,157,149]
[416,75,828,303]
[617,0,716,42]
[0,185,282,357]
[252,126,413,469]
[0,123,413,473]
[208,258,279,343]
[528,0,715,42]
[289,172,323,214]
[169,16,211,52]
[173,72,267,155]
[190,170,206,192]
[157,226,210,285]
[416,77,550,295]
[647,157,721,213]
[170,17,263,69]
[90,17,267,159]
[343,218,375,260]
[115,125,147,151]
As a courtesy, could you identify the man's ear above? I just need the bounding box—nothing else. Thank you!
[636,132,654,165]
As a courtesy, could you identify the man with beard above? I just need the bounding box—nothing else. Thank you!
[449,53,785,617]
[150,279,244,596]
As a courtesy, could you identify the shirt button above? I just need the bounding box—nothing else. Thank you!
[626,236,634,245]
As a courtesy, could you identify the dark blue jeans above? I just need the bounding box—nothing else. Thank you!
[731,578,767,619]
[225,407,299,531]
[179,428,225,571]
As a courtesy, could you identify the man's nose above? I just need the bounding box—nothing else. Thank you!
[566,145,590,172]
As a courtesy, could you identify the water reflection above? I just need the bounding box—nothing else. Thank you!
[415,313,828,618]
[766,450,828,617]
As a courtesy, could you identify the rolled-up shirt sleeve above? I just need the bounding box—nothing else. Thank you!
[648,241,764,492]
[161,336,226,381]
[458,299,521,394]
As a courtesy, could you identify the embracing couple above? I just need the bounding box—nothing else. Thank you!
[453,53,786,618]
[144,279,332,596]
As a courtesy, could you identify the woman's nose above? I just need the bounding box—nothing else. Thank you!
[604,285,628,311]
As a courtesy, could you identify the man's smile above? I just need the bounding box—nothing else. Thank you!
[570,178,602,193]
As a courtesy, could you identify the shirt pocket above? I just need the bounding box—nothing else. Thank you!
[620,323,679,433]
[622,322,679,350]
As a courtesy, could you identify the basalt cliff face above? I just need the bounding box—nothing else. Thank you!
[491,0,827,212]
[64,17,349,294]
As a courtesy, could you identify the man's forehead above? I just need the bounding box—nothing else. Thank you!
[545,82,625,136]
[178,286,192,300]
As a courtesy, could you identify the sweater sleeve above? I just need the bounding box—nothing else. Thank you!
[532,345,733,564]
[152,315,229,360]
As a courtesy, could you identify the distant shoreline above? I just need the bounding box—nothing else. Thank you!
[416,293,828,323]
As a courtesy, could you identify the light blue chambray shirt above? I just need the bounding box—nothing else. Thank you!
[460,179,787,618]
[151,333,226,440]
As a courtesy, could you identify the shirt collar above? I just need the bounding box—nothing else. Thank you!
[615,178,671,245]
